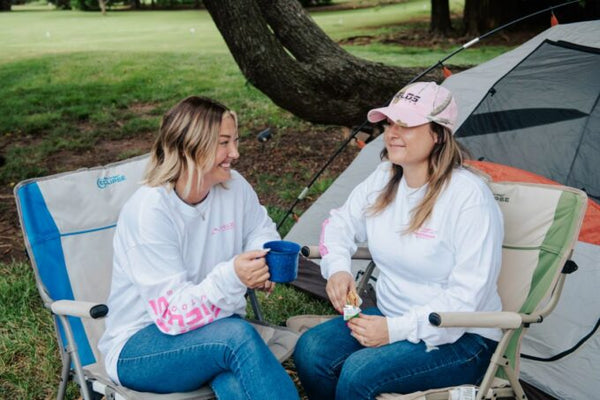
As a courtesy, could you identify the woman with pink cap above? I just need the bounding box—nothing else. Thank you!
[294,82,504,399]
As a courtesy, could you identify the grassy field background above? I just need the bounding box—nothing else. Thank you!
[0,1,525,398]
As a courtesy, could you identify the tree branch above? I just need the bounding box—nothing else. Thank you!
[203,0,416,126]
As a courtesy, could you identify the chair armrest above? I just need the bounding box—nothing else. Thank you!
[301,245,372,260]
[51,300,108,319]
[428,311,523,329]
[301,245,320,258]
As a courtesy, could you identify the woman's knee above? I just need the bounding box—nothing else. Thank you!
[216,319,263,349]
[294,329,323,367]
[336,351,381,399]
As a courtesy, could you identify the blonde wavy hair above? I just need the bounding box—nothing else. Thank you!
[144,96,237,197]
[369,122,469,233]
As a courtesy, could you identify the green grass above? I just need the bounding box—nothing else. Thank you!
[0,1,516,188]
[311,0,465,38]
[0,1,526,398]
[0,261,81,399]
[0,9,229,62]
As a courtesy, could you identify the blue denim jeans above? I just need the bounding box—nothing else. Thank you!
[294,308,497,400]
[117,315,299,399]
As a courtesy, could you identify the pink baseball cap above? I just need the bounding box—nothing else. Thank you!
[367,81,458,133]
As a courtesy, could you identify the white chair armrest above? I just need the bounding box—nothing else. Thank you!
[429,311,522,329]
[51,300,108,319]
[301,245,372,260]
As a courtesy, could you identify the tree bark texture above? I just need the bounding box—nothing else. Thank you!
[203,0,418,126]
[430,0,452,35]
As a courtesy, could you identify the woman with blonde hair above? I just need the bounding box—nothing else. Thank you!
[99,96,298,399]
[294,82,504,399]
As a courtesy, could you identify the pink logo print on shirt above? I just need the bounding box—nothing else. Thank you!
[413,227,437,239]
[319,218,330,256]
[149,294,221,334]
[211,221,236,235]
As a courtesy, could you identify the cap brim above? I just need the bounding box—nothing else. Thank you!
[366,108,389,123]
[367,107,429,127]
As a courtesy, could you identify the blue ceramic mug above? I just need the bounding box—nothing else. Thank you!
[263,240,301,283]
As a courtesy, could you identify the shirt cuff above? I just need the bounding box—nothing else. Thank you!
[321,255,352,280]
[221,257,247,294]
[387,313,419,344]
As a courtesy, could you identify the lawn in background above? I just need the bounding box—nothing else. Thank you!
[0,1,518,398]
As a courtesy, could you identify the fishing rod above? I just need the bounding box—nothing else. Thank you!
[275,0,582,231]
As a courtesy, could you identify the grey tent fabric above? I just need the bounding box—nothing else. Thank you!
[286,20,600,400]
[453,39,600,200]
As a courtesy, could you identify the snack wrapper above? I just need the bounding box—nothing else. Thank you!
[343,305,361,321]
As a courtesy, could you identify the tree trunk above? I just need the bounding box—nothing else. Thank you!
[203,0,418,127]
[463,0,522,36]
[0,0,11,12]
[56,0,71,9]
[430,0,452,36]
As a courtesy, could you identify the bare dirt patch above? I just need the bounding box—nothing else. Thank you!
[0,120,361,264]
[339,24,539,48]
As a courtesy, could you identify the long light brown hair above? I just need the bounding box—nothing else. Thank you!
[144,96,237,197]
[369,122,469,233]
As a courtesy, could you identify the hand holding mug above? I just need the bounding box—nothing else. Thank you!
[234,249,270,289]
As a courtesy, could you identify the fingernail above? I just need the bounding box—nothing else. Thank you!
[263,248,272,252]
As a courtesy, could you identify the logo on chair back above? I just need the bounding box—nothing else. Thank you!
[494,193,510,203]
[97,174,126,189]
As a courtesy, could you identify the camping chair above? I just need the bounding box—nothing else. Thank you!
[293,181,587,400]
[14,155,299,400]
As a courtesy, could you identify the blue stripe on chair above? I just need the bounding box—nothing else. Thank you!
[17,182,96,366]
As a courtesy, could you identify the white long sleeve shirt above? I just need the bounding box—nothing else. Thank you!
[98,170,279,384]
[320,162,503,346]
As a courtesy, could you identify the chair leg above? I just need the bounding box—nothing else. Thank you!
[57,314,93,400]
[56,350,70,400]
[501,363,528,400]
[248,289,264,322]
[356,261,376,295]
[476,332,514,400]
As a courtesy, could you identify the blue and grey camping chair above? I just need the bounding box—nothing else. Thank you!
[294,181,587,400]
[14,155,299,400]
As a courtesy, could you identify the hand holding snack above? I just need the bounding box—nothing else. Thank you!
[326,271,355,313]
[348,314,389,347]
